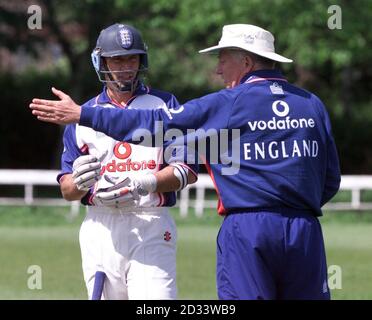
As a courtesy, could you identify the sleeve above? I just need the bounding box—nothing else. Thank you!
[318,102,341,206]
[79,89,236,144]
[165,93,181,110]
[57,124,84,183]
[165,144,199,180]
[163,93,199,178]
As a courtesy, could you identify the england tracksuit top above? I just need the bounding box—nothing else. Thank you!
[80,70,341,216]
[59,83,197,208]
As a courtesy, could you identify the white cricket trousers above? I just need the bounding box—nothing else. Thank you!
[79,206,177,300]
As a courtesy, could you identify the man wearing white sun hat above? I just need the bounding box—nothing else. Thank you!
[31,24,341,300]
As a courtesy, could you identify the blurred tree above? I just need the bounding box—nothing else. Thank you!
[0,0,371,172]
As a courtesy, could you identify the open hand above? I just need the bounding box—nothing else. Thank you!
[29,87,81,125]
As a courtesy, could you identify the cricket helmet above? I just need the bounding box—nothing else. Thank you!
[91,23,148,92]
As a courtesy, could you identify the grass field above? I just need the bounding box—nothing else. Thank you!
[0,206,371,300]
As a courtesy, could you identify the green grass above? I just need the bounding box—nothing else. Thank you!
[323,222,372,299]
[0,206,84,226]
[0,226,85,299]
[177,225,218,299]
[0,206,371,299]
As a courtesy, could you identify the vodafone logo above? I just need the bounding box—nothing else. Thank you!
[272,100,289,117]
[100,142,157,173]
[247,100,316,132]
[114,142,132,159]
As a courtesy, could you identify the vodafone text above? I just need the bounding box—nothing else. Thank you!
[248,116,315,131]
[100,159,157,173]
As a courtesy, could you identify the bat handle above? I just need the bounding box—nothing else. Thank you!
[91,271,106,300]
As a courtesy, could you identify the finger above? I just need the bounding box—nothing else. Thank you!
[103,174,118,185]
[72,154,99,168]
[72,164,101,179]
[95,191,117,200]
[32,99,60,106]
[74,170,100,184]
[96,188,130,200]
[76,177,97,190]
[36,116,58,123]
[104,178,131,192]
[100,195,134,206]
[102,183,122,193]
[115,178,131,188]
[73,171,101,187]
[30,103,55,112]
[52,87,69,100]
[98,194,136,207]
[73,154,99,166]
[73,170,100,185]
[32,110,52,118]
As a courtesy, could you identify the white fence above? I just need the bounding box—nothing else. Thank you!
[0,170,80,218]
[179,174,372,216]
[0,170,372,217]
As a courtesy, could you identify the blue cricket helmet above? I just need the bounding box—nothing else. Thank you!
[91,23,148,92]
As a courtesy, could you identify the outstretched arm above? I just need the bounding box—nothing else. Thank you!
[30,87,234,142]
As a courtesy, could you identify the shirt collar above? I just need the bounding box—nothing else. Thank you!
[240,69,286,84]
[96,81,149,106]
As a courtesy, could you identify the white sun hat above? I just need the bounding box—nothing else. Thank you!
[199,24,293,63]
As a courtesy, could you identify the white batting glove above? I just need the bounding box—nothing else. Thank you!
[92,174,157,208]
[92,177,136,207]
[72,151,107,191]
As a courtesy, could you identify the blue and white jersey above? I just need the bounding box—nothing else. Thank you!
[59,83,198,208]
[80,70,341,216]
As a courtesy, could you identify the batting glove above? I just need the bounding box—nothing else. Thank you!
[92,174,157,208]
[72,152,106,191]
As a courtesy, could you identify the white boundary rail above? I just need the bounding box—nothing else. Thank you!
[0,170,371,217]
[179,175,372,216]
[0,170,80,218]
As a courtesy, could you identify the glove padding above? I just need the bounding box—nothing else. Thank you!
[92,177,149,208]
[72,154,102,191]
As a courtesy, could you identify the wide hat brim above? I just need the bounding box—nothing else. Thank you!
[199,44,293,63]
